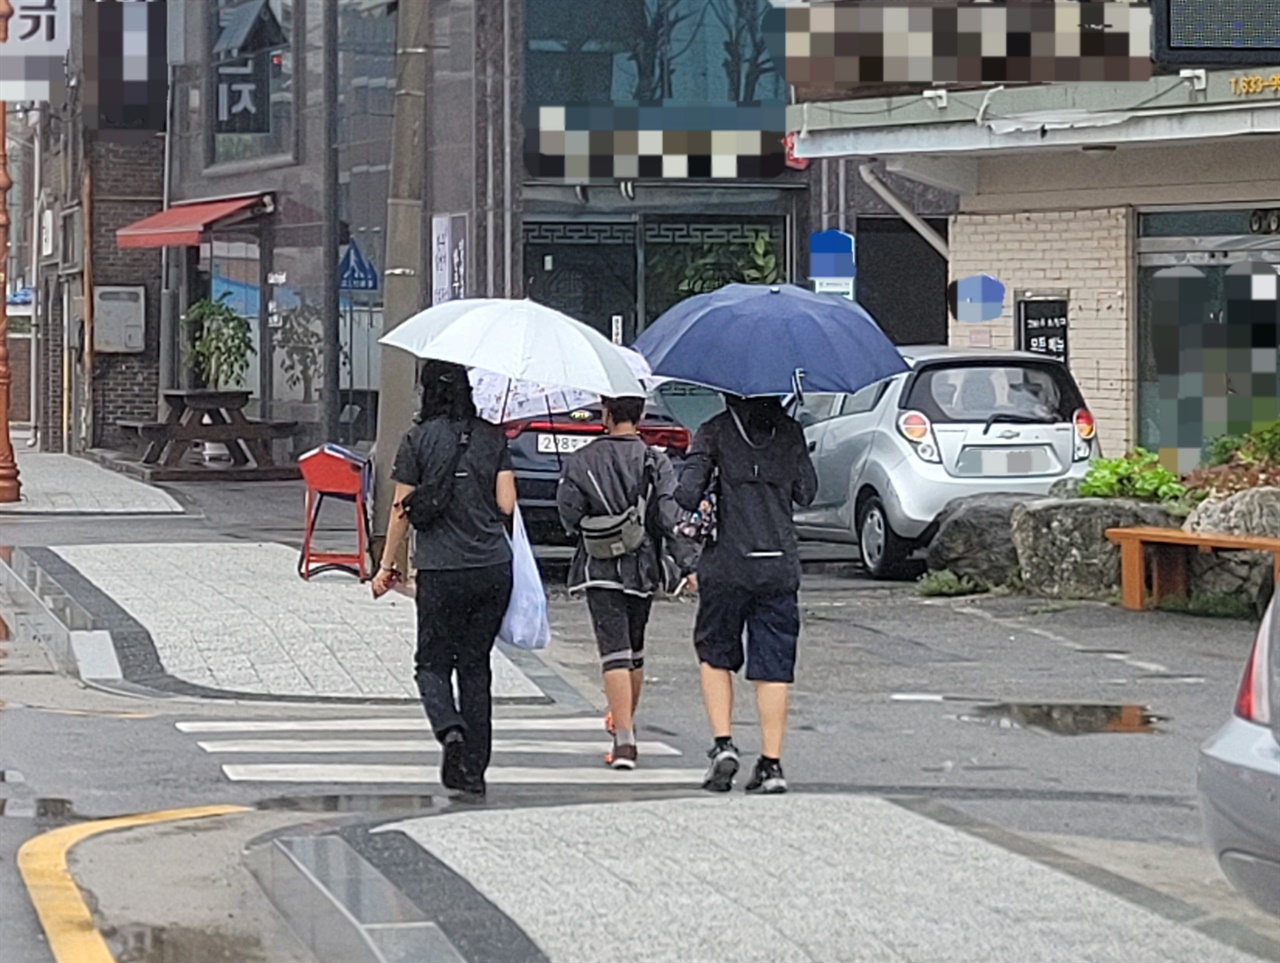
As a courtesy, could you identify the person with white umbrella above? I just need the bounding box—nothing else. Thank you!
[375,298,647,795]
[373,360,517,797]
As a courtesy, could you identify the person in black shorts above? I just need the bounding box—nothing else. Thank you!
[557,396,689,769]
[373,360,517,797]
[676,394,817,794]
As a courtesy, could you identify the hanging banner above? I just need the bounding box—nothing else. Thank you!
[431,216,451,305]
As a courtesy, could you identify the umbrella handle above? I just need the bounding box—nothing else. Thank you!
[791,368,806,406]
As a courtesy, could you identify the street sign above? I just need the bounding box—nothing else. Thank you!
[1016,296,1069,364]
[339,237,378,292]
[813,277,855,301]
[808,229,855,279]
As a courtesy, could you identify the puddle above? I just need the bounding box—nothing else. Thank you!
[112,925,270,963]
[256,793,434,813]
[957,702,1167,735]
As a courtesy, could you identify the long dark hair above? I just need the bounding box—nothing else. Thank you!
[726,394,786,446]
[416,359,477,423]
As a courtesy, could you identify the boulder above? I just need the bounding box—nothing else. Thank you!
[1183,487,1280,615]
[1011,498,1177,599]
[926,493,1041,587]
[1047,477,1082,499]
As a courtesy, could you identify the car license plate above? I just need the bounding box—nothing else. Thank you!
[980,448,1035,474]
[536,434,592,454]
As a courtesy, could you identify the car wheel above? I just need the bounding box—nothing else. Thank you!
[857,495,916,580]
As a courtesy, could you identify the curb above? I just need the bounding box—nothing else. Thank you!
[244,820,473,963]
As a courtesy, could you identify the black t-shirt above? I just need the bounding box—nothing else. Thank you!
[391,416,513,571]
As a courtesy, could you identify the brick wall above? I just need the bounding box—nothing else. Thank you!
[40,284,64,453]
[7,336,32,423]
[947,207,1133,452]
[88,136,164,447]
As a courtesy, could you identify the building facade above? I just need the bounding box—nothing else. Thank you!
[795,74,1280,469]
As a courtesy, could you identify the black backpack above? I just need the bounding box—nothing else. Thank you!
[401,423,471,531]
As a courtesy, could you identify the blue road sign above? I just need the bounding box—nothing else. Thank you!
[808,229,855,279]
[339,238,379,292]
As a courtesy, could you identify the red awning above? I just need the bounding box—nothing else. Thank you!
[116,194,268,249]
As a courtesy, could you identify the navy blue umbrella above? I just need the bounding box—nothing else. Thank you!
[634,283,908,397]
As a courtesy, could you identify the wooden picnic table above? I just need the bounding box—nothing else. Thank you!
[118,389,297,469]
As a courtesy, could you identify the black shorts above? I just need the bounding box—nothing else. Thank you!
[586,589,653,672]
[694,584,800,683]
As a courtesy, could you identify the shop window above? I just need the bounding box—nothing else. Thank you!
[1138,260,1280,472]
[210,0,295,166]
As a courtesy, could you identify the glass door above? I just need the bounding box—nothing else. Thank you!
[1138,254,1280,472]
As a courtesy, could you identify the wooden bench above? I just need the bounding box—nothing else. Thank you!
[1104,526,1280,611]
[117,417,298,467]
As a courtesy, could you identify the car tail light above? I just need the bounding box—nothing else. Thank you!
[1073,409,1096,461]
[504,421,529,440]
[525,420,602,435]
[1234,604,1273,725]
[897,411,941,463]
[640,425,691,451]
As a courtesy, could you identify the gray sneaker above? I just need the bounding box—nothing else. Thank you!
[702,742,740,792]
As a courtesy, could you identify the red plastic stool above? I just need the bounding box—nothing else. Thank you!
[298,444,373,581]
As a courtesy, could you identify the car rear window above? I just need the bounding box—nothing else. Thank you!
[903,361,1085,424]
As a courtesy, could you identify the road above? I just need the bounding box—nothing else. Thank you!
[2,478,1278,962]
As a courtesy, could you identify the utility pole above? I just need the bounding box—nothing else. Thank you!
[320,0,341,443]
[0,77,25,501]
[371,0,429,569]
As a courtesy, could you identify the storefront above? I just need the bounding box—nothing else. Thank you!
[792,75,1280,465]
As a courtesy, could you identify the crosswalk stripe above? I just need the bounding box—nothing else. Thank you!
[196,738,682,756]
[220,763,699,785]
[176,717,606,734]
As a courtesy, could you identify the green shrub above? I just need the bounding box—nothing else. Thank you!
[1155,593,1256,620]
[1078,448,1187,503]
[1184,417,1280,498]
[917,570,985,597]
[1204,433,1246,468]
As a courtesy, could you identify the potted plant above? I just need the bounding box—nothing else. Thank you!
[182,293,256,461]
[184,293,255,390]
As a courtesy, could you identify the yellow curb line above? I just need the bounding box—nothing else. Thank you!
[17,804,250,963]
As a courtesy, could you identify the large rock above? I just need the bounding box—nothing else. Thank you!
[926,494,1041,587]
[1183,487,1280,615]
[1011,498,1177,599]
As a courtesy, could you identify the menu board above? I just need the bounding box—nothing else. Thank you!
[1017,299,1069,364]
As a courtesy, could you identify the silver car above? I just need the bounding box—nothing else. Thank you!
[792,346,1100,579]
[1198,596,1280,917]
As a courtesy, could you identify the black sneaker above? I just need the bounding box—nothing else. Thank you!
[440,730,466,791]
[701,741,740,792]
[745,757,788,795]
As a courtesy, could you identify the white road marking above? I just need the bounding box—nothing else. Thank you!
[196,738,681,756]
[220,764,698,785]
[176,716,605,734]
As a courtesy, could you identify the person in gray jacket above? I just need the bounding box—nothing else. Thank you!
[676,394,817,794]
[557,396,690,769]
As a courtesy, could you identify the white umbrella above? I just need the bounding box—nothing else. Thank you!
[379,298,644,399]
[469,347,667,424]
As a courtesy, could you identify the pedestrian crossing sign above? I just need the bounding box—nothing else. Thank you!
[339,238,379,292]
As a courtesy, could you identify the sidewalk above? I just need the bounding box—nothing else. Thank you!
[260,794,1269,963]
[46,541,542,702]
[0,438,182,515]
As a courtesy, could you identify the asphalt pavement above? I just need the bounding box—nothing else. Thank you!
[2,471,1279,962]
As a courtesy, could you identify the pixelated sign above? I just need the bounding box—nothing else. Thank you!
[809,229,855,279]
[948,274,1006,324]
[0,0,72,102]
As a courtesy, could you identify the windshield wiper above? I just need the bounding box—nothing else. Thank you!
[983,413,1054,434]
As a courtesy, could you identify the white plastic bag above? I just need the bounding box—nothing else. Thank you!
[498,506,551,650]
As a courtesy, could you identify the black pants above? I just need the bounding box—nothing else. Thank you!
[415,562,513,776]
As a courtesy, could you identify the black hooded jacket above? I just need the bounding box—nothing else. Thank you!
[675,400,817,594]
